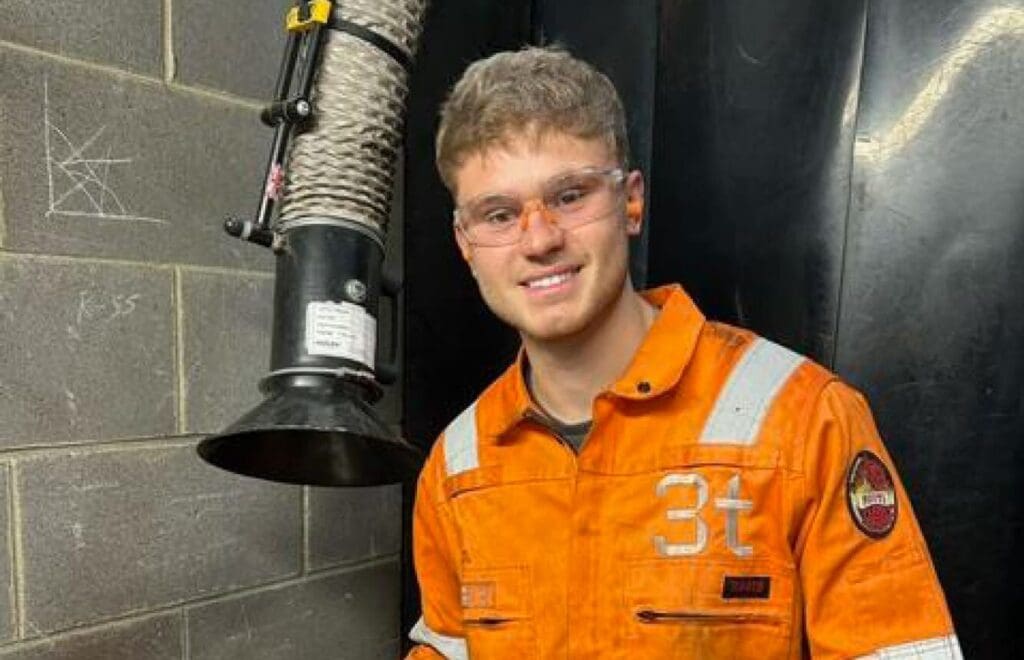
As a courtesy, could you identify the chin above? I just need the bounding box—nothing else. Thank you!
[522,322,584,343]
[485,302,577,341]
[517,308,594,343]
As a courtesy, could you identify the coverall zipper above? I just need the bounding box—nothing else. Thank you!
[636,610,782,625]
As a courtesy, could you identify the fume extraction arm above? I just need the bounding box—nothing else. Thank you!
[197,0,428,487]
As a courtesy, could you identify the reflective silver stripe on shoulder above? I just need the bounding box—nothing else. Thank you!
[855,634,963,659]
[443,401,479,476]
[699,337,805,445]
[410,617,469,660]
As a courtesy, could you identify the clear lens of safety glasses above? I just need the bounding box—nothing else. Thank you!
[455,167,625,247]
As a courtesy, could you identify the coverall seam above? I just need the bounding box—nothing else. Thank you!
[791,373,841,561]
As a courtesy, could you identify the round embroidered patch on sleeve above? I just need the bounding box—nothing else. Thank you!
[846,450,898,539]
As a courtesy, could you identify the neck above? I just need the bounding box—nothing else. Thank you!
[523,283,656,424]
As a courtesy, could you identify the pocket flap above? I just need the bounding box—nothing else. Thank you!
[627,558,793,619]
[444,465,503,498]
[460,565,532,622]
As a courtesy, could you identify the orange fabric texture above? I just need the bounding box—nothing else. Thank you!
[409,285,955,659]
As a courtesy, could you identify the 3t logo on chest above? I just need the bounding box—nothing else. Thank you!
[653,473,753,558]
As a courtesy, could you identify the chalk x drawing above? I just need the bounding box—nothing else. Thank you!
[43,78,168,225]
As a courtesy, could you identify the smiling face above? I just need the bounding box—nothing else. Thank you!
[452,131,644,344]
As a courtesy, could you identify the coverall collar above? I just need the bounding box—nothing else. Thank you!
[484,284,706,441]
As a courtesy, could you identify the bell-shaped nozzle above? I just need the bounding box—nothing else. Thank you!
[198,373,420,486]
[198,222,423,486]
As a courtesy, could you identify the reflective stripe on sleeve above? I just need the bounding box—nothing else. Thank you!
[409,617,469,660]
[699,338,804,445]
[443,401,479,476]
[855,634,963,659]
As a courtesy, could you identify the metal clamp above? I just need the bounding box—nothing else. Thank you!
[286,0,332,33]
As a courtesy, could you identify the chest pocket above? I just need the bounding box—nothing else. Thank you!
[459,565,539,657]
[444,464,570,560]
[443,468,550,658]
[624,557,796,659]
[621,445,797,659]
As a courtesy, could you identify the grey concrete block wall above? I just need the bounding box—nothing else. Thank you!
[17,442,301,633]
[309,486,401,571]
[0,255,175,448]
[186,561,399,660]
[180,269,274,434]
[0,614,182,660]
[0,1,164,77]
[0,466,12,643]
[0,46,274,271]
[173,0,287,100]
[0,2,405,658]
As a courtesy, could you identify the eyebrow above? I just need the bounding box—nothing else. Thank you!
[470,193,520,206]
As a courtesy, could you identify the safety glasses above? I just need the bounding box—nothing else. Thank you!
[453,167,626,247]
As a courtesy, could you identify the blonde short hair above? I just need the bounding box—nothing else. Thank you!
[435,46,630,193]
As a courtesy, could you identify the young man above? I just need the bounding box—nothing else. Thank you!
[407,47,959,659]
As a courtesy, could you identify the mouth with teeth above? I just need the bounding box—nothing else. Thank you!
[521,266,582,292]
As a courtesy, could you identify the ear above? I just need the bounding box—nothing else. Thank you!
[625,170,645,236]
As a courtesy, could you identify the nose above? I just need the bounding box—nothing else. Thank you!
[518,204,564,255]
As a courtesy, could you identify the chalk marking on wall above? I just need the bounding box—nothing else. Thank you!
[70,522,86,550]
[75,290,142,327]
[64,387,79,421]
[42,78,169,225]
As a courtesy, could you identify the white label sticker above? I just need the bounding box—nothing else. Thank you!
[305,301,376,368]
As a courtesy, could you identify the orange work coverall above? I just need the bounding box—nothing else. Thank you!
[408,285,959,659]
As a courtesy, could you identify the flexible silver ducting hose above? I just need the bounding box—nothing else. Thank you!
[278,0,428,236]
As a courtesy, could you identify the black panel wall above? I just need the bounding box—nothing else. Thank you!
[648,0,868,362]
[833,1,1024,653]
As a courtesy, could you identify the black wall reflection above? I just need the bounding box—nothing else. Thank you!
[403,0,1024,653]
[834,2,1024,653]
[650,0,867,362]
